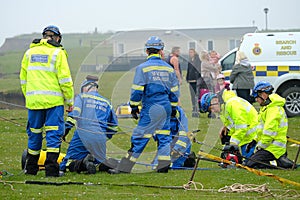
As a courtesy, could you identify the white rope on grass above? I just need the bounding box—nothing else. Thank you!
[0,180,15,191]
[218,183,269,193]
[261,189,300,199]
[218,183,300,198]
[183,181,204,190]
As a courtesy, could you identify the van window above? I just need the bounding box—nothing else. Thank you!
[220,51,236,71]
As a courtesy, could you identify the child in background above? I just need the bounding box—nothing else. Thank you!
[215,74,230,93]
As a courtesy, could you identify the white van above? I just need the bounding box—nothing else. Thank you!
[219,32,300,117]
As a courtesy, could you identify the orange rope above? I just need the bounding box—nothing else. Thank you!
[198,151,300,188]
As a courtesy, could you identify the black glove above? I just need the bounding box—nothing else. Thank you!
[61,128,71,142]
[130,106,140,120]
[246,140,257,153]
[171,106,177,118]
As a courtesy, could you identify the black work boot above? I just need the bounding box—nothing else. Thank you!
[83,154,96,174]
[277,155,295,169]
[108,157,135,174]
[24,152,40,175]
[68,160,83,173]
[99,158,119,172]
[183,152,196,167]
[157,160,171,173]
[45,152,59,177]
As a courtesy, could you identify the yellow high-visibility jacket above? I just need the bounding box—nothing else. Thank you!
[221,91,259,147]
[20,39,74,109]
[256,94,288,159]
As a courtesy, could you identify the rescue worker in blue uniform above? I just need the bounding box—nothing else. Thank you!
[20,25,74,177]
[109,36,179,174]
[246,81,294,169]
[59,75,118,175]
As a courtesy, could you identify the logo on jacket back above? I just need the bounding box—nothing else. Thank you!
[151,71,169,81]
[31,54,49,63]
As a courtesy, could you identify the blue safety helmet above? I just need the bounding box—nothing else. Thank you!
[42,25,61,36]
[145,36,164,50]
[252,81,274,98]
[200,92,217,113]
[80,75,99,92]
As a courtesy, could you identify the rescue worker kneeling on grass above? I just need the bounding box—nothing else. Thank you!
[109,36,179,174]
[59,75,119,175]
[200,90,259,161]
[152,106,196,169]
[245,81,294,169]
[20,25,74,177]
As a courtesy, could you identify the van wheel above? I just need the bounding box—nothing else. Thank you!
[281,87,300,117]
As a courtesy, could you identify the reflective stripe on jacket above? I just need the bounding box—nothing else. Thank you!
[223,96,259,146]
[20,39,74,109]
[130,54,179,107]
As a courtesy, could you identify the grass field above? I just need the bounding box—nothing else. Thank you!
[1,69,300,199]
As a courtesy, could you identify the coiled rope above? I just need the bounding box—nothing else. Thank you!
[218,183,269,193]
[183,180,204,190]
[218,183,300,198]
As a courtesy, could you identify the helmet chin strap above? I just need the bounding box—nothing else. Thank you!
[258,95,271,106]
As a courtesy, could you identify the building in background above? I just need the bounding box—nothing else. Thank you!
[101,27,257,72]
[111,27,257,58]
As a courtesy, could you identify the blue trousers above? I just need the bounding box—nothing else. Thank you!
[130,103,171,161]
[59,131,103,171]
[26,106,64,154]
